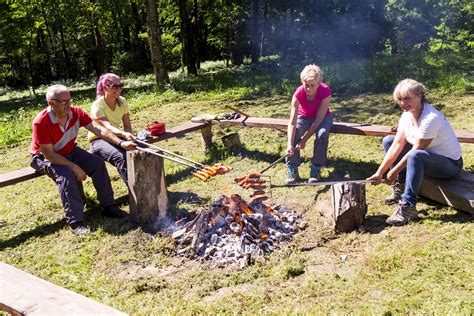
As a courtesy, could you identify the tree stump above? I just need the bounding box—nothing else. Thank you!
[221,132,241,152]
[331,182,367,233]
[127,150,168,225]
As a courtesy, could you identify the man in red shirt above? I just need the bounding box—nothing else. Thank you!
[29,84,136,235]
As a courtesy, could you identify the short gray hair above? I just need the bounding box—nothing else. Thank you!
[300,64,323,82]
[46,84,69,101]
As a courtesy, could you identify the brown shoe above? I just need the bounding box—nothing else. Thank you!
[386,201,419,226]
[384,181,405,205]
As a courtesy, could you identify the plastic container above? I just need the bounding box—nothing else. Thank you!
[147,122,166,136]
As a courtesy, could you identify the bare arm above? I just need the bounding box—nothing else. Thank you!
[286,96,299,156]
[367,128,407,185]
[94,114,135,141]
[85,122,136,151]
[298,95,331,149]
[39,144,87,181]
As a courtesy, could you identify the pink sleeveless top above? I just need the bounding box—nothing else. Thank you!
[294,83,331,119]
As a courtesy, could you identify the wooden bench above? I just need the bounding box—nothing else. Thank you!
[0,262,127,315]
[192,116,474,214]
[191,116,474,143]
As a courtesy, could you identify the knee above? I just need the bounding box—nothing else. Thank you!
[407,149,428,163]
[317,128,330,140]
[382,135,395,152]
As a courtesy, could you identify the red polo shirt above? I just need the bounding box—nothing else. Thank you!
[29,106,92,156]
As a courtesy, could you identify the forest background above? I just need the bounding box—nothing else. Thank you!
[1,0,472,93]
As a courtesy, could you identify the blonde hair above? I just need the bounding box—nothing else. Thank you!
[300,64,323,82]
[393,79,426,103]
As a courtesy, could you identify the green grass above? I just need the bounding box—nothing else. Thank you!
[0,59,473,314]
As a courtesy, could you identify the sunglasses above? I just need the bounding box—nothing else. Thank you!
[107,83,123,89]
[52,98,73,106]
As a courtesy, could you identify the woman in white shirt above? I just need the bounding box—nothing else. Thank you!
[368,79,463,226]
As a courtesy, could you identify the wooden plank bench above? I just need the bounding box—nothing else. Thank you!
[0,262,127,315]
[191,116,474,143]
[192,116,474,213]
[0,121,209,189]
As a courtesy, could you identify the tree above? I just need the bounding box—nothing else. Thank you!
[145,0,170,88]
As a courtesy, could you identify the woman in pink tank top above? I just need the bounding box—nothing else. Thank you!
[286,64,333,184]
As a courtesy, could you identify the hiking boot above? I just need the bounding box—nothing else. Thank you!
[386,200,419,226]
[308,164,321,184]
[384,181,405,205]
[103,205,128,218]
[70,221,90,236]
[285,165,300,184]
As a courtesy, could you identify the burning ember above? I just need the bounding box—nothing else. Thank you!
[172,194,299,267]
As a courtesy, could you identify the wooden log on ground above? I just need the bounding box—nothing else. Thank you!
[419,170,474,214]
[0,262,126,316]
[331,182,367,233]
[127,150,168,225]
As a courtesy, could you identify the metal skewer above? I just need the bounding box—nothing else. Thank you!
[136,147,200,170]
[136,139,208,169]
[259,154,289,174]
[270,179,372,188]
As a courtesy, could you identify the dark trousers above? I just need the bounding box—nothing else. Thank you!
[89,138,128,185]
[30,146,116,224]
[287,113,333,167]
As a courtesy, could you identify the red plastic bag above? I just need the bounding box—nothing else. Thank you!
[147,122,166,136]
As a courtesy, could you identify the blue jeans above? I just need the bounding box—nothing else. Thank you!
[286,113,333,167]
[382,135,463,207]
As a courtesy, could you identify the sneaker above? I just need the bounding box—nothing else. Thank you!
[384,181,405,205]
[285,165,300,184]
[103,205,128,218]
[386,200,419,226]
[308,164,321,184]
[70,221,90,236]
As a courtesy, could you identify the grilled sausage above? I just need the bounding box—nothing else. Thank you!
[192,172,208,182]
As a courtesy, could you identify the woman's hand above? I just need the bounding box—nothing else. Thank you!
[120,140,137,151]
[297,138,307,150]
[122,132,136,141]
[286,146,294,157]
[367,172,384,185]
[386,169,398,184]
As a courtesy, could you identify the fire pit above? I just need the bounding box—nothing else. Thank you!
[172,194,300,268]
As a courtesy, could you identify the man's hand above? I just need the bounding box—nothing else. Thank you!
[70,164,87,181]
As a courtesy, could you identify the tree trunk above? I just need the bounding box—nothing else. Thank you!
[259,0,268,56]
[250,0,259,64]
[127,150,169,226]
[177,0,198,75]
[331,183,367,233]
[145,0,170,89]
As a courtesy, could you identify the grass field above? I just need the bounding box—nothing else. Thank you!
[0,61,473,314]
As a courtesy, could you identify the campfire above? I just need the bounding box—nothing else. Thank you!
[172,194,299,267]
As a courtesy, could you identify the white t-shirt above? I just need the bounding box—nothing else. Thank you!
[398,102,462,160]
